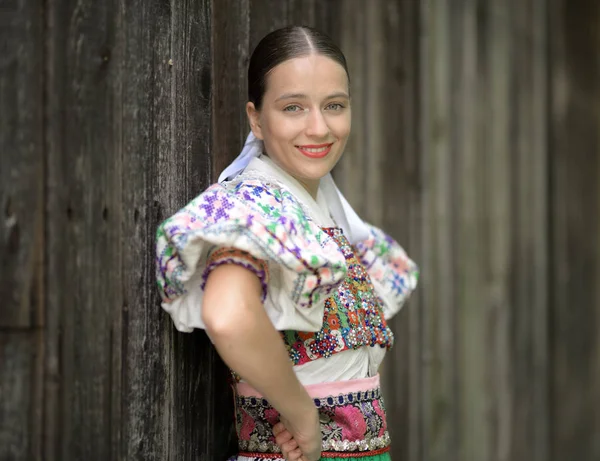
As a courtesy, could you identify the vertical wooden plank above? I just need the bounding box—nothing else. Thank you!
[375,0,423,460]
[288,0,316,26]
[450,1,490,459]
[334,0,367,214]
[249,0,289,51]
[334,3,423,460]
[0,1,44,458]
[313,0,339,40]
[118,1,175,460]
[45,0,123,459]
[0,334,38,460]
[549,0,600,459]
[419,0,460,460]
[43,0,67,457]
[507,0,550,460]
[485,3,513,461]
[170,1,224,458]
[212,0,251,177]
[362,3,385,226]
[0,0,44,328]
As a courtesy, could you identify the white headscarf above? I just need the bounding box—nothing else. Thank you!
[218,132,371,244]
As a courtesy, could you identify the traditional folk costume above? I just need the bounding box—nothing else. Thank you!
[156,134,418,460]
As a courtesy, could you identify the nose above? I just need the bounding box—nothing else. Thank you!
[305,109,329,138]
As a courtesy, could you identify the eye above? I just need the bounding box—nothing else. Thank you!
[283,104,303,112]
[325,103,345,111]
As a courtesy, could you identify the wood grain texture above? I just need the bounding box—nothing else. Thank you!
[118,1,175,460]
[2,1,599,460]
[0,332,43,460]
[249,0,290,51]
[334,3,423,461]
[373,1,423,460]
[419,2,460,460]
[0,0,44,329]
[507,1,550,460]
[164,1,234,460]
[212,0,251,178]
[45,0,123,459]
[549,0,600,459]
[334,0,367,214]
[484,4,514,461]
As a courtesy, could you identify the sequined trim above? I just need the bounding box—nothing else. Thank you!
[239,444,391,459]
[235,382,389,455]
[282,228,394,366]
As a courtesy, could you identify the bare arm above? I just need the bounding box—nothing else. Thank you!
[202,264,320,460]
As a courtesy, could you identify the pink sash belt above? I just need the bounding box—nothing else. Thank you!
[234,375,390,458]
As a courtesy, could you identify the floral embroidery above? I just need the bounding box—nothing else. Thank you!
[353,224,419,318]
[156,178,347,312]
[282,228,394,365]
[235,385,390,456]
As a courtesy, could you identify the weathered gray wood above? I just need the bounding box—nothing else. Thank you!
[549,0,600,459]
[334,0,367,213]
[507,1,550,460]
[43,0,68,458]
[117,1,175,460]
[170,1,243,460]
[288,0,316,25]
[0,332,43,460]
[3,2,600,460]
[45,0,123,459]
[376,1,423,459]
[419,1,460,460]
[448,2,491,459]
[484,4,514,461]
[249,0,290,51]
[0,0,44,329]
[212,0,251,178]
[334,3,423,461]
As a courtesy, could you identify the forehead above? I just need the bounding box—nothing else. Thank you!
[264,54,349,98]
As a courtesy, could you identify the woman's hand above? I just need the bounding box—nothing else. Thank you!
[273,407,321,461]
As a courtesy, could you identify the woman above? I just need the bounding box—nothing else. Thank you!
[156,26,418,461]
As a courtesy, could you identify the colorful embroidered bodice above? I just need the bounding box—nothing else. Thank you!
[156,169,418,348]
[281,227,394,366]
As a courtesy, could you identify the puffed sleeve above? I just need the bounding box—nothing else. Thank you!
[155,179,347,333]
[353,223,419,319]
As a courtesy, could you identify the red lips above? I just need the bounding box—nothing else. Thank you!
[295,143,334,158]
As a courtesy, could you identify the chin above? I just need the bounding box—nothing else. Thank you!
[293,161,332,177]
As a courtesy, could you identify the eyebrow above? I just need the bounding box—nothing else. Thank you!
[275,92,350,102]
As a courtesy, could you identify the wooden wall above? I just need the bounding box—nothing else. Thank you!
[334,1,600,460]
[0,1,336,460]
[1,1,598,460]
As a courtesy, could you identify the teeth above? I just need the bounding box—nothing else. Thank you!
[301,146,328,153]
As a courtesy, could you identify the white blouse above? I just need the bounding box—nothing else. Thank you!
[243,156,386,385]
[156,154,418,386]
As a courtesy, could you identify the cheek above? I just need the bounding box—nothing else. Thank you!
[263,114,300,141]
[329,114,351,139]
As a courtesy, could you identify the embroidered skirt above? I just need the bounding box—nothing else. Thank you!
[232,375,391,460]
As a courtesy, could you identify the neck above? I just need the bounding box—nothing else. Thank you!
[296,178,320,200]
[261,154,321,199]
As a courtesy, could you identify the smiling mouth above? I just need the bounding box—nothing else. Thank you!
[295,143,334,158]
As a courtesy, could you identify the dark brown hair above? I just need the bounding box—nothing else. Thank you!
[248,26,350,109]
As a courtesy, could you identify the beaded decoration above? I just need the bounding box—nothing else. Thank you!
[281,228,394,366]
[236,383,390,457]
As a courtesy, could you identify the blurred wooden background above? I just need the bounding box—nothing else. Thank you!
[1,0,598,460]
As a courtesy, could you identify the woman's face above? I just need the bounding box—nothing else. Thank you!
[247,54,351,194]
